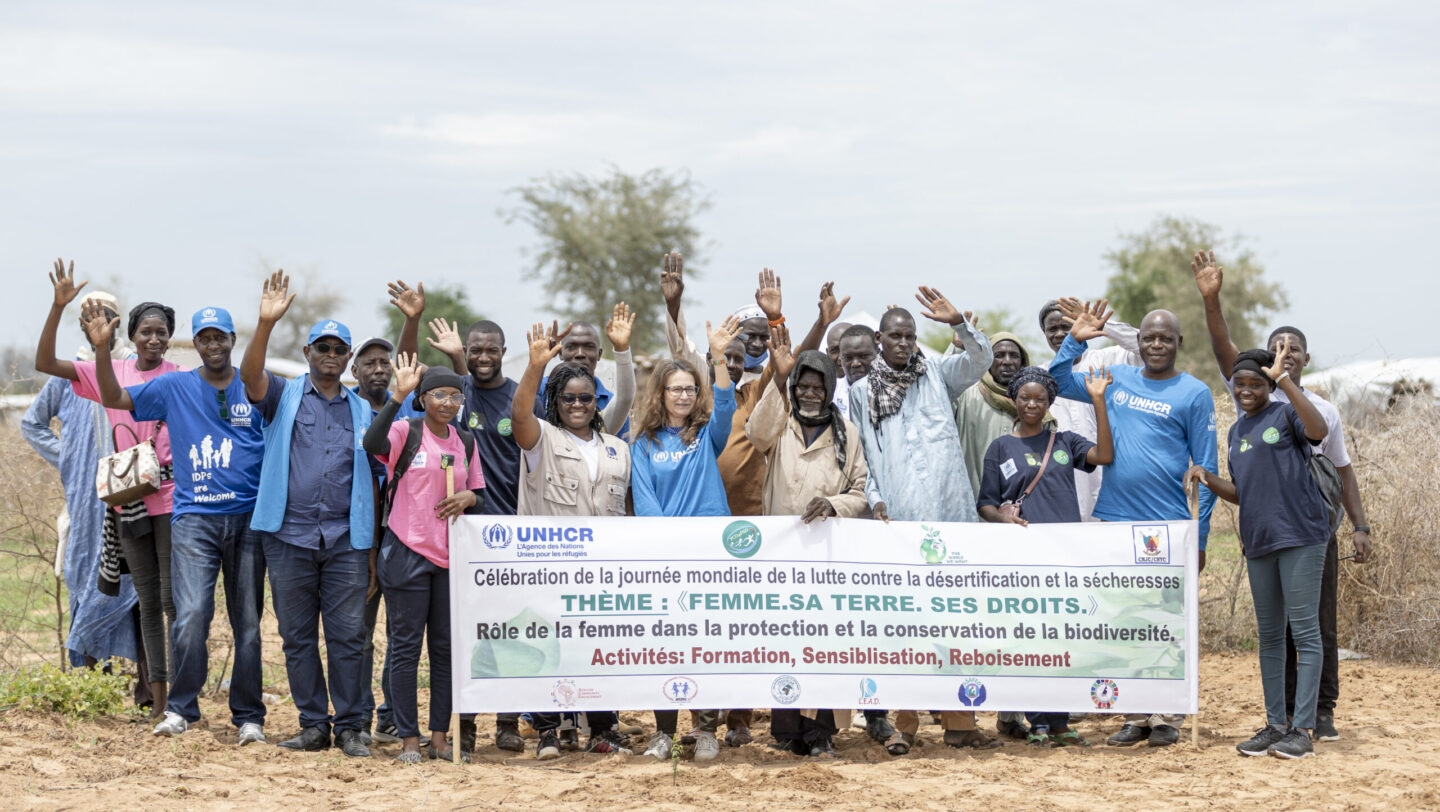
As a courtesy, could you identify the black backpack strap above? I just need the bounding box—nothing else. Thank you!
[382,418,426,524]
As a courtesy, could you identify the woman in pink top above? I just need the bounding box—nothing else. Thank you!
[35,260,183,719]
[363,355,484,764]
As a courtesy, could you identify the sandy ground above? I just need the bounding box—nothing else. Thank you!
[2,653,1438,811]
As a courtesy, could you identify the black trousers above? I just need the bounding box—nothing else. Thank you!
[1285,533,1340,716]
[771,709,837,746]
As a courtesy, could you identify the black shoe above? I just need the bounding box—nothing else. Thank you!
[459,717,477,754]
[1314,715,1340,742]
[1148,724,1179,747]
[1268,728,1314,759]
[336,728,371,758]
[768,738,807,756]
[808,739,836,758]
[372,721,401,744]
[865,716,896,744]
[1236,725,1286,757]
[495,723,524,752]
[277,727,331,751]
[536,730,561,760]
[1106,724,1150,747]
[558,727,581,751]
[996,717,1030,740]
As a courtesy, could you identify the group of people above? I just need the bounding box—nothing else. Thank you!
[23,250,1372,764]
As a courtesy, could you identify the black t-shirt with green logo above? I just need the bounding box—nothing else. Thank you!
[977,430,1097,524]
[459,377,521,516]
[1227,401,1328,558]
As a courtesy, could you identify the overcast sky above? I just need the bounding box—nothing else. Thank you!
[3,1,1436,369]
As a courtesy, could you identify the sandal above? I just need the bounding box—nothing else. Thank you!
[1027,731,1056,747]
[1050,729,1091,747]
[885,732,914,756]
[427,743,471,763]
[396,751,423,765]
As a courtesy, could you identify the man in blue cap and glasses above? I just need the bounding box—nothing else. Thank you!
[239,270,381,758]
[87,295,269,745]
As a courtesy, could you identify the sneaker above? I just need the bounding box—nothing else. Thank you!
[238,722,266,746]
[996,717,1030,740]
[724,726,753,747]
[643,731,674,761]
[558,727,581,751]
[1314,715,1340,742]
[692,730,720,761]
[372,722,402,744]
[153,711,188,737]
[1236,725,1287,757]
[865,715,896,744]
[1106,724,1150,747]
[536,730,561,760]
[1268,728,1314,759]
[585,729,633,755]
[495,724,524,752]
[459,717,478,754]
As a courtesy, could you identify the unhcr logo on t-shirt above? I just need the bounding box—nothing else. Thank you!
[1115,389,1173,418]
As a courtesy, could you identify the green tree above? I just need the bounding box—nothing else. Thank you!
[502,167,711,355]
[1103,216,1288,387]
[380,282,476,369]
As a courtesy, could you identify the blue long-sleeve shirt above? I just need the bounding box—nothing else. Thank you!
[1050,336,1218,549]
[630,384,736,517]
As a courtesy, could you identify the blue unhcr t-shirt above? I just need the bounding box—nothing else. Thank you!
[630,385,736,517]
[458,377,521,516]
[128,369,266,517]
[977,431,1097,524]
[1051,336,1218,548]
[1228,401,1329,559]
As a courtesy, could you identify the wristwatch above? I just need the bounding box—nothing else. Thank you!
[1352,525,1371,534]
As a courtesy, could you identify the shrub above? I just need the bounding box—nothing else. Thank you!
[0,660,129,719]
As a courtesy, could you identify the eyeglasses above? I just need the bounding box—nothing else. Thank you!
[664,385,699,396]
[215,388,229,422]
[311,341,350,356]
[560,393,596,405]
[427,392,464,406]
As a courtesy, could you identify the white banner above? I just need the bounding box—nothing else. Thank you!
[449,516,1198,715]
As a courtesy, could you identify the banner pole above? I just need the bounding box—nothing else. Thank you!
[1190,483,1201,749]
[444,455,461,765]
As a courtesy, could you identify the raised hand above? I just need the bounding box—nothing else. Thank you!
[259,269,296,324]
[707,315,743,361]
[388,279,427,320]
[818,281,850,326]
[527,321,564,369]
[426,317,464,359]
[604,302,635,353]
[1265,335,1292,381]
[1055,296,1085,325]
[768,321,796,380]
[755,268,783,321]
[1084,366,1114,399]
[660,251,685,307]
[544,320,573,351]
[79,298,118,349]
[49,258,87,307]
[1069,299,1113,343]
[393,351,422,397]
[915,286,964,325]
[1191,250,1223,299]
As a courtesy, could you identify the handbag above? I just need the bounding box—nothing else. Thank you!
[95,422,163,507]
[999,430,1057,520]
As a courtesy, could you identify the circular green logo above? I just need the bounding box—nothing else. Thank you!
[1262,427,1280,445]
[722,520,763,559]
[1052,449,1070,465]
[497,417,513,437]
[468,413,481,429]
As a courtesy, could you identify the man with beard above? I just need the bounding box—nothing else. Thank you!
[848,288,997,755]
[1051,302,1217,748]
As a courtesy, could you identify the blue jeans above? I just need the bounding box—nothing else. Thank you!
[168,512,267,727]
[1247,542,1327,730]
[263,533,369,735]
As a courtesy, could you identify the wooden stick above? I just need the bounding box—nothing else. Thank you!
[1189,483,1201,748]
[443,453,460,764]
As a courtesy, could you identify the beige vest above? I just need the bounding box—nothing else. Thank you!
[518,422,630,517]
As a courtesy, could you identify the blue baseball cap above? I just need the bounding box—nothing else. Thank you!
[307,319,352,346]
[191,307,235,336]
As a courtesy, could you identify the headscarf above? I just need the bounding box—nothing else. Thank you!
[127,301,176,340]
[977,332,1031,417]
[732,304,769,370]
[1232,349,1276,390]
[789,351,847,470]
[1004,365,1060,427]
[75,291,133,361]
[866,350,926,430]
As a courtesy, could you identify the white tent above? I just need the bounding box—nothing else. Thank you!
[1304,357,1440,415]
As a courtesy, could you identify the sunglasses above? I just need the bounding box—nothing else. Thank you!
[311,341,350,356]
[560,393,596,405]
[664,385,699,396]
[215,388,229,422]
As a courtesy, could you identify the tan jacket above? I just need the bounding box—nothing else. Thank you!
[518,422,630,517]
[745,381,869,518]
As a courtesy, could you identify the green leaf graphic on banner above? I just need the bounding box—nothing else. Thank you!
[471,608,561,678]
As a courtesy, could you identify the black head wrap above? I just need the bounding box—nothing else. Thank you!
[1007,366,1059,403]
[128,302,175,340]
[788,350,848,470]
[1232,349,1276,390]
[414,367,465,411]
[543,363,605,435]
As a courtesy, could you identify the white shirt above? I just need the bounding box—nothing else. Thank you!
[524,428,602,481]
